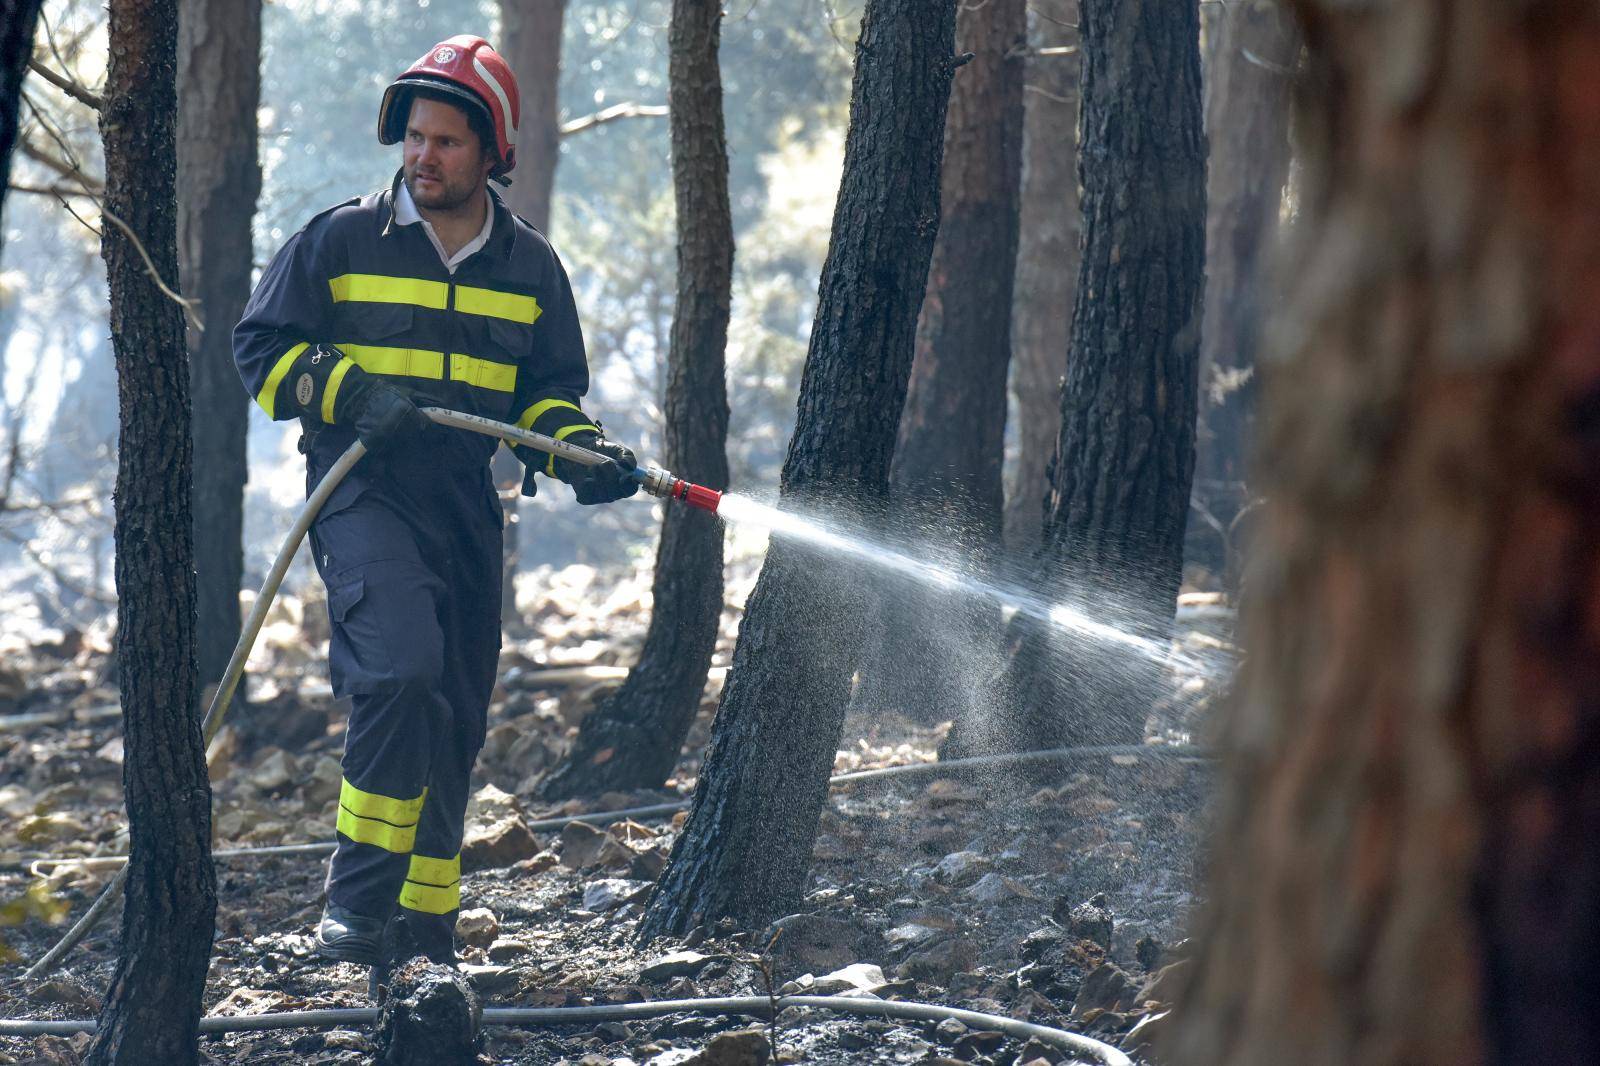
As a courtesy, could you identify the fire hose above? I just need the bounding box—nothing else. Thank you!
[23,408,723,980]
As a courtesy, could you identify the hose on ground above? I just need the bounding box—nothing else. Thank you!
[0,994,1132,1065]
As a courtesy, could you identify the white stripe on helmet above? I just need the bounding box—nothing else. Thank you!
[472,55,518,150]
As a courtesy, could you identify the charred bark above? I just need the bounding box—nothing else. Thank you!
[540,0,731,800]
[1189,0,1298,585]
[639,0,958,937]
[855,0,1025,725]
[959,0,1205,757]
[0,0,43,253]
[85,0,216,1059]
[1169,3,1600,1064]
[496,0,567,622]
[179,0,261,688]
[1003,0,1080,554]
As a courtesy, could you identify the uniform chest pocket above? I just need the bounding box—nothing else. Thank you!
[483,318,534,364]
[345,303,416,343]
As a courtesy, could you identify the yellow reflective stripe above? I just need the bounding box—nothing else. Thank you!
[328,273,448,310]
[406,852,460,887]
[545,422,600,477]
[321,356,355,424]
[255,342,309,418]
[340,344,445,380]
[516,398,584,430]
[449,354,517,393]
[399,877,460,914]
[456,285,541,324]
[336,778,425,854]
[400,853,461,914]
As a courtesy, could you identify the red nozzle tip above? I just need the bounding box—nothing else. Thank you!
[683,483,722,513]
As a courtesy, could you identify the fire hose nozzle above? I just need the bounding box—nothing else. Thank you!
[636,465,723,514]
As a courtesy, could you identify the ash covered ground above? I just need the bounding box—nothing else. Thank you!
[0,553,1230,1065]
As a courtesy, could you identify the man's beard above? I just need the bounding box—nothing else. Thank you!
[404,169,476,212]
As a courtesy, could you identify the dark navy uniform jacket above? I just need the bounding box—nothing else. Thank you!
[234,172,600,474]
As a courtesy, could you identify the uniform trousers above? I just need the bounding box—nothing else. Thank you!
[306,431,502,938]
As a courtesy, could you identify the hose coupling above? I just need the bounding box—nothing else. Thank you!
[636,465,723,514]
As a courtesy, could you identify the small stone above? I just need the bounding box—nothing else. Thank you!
[487,938,529,962]
[1057,893,1115,950]
[897,937,978,986]
[323,1029,366,1050]
[1135,934,1165,972]
[461,964,518,995]
[685,1029,770,1066]
[885,923,941,953]
[952,1030,1006,1058]
[932,851,988,887]
[247,749,296,793]
[640,950,714,982]
[933,1017,968,1042]
[1143,958,1191,1006]
[462,815,541,872]
[809,962,886,996]
[1071,962,1136,1019]
[763,913,869,974]
[305,755,343,806]
[583,878,650,913]
[456,907,500,948]
[964,872,1018,904]
[595,1020,632,1042]
[466,782,523,823]
[560,820,608,869]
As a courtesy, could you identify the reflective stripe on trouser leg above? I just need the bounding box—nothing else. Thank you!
[399,852,460,914]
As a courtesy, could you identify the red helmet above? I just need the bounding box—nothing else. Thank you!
[378,35,520,177]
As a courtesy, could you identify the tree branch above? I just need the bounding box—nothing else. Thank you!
[26,59,103,110]
[7,181,96,199]
[18,136,104,192]
[560,102,669,138]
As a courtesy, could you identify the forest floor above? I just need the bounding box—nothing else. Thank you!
[0,553,1231,1066]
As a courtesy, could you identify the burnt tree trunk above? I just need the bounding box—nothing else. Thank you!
[1168,3,1600,1064]
[959,0,1205,757]
[1003,0,1080,554]
[85,0,216,1059]
[638,0,958,937]
[495,0,567,622]
[540,0,731,800]
[179,0,261,688]
[1189,0,1298,585]
[0,0,43,253]
[855,0,1025,725]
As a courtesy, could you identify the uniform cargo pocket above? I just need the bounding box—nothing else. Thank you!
[328,573,365,623]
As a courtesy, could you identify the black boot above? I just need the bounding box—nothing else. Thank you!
[315,902,388,966]
[369,910,458,1002]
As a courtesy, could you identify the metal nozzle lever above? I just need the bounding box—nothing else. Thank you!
[634,465,723,514]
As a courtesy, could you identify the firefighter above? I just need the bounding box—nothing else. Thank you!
[233,35,638,983]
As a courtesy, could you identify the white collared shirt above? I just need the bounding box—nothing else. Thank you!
[393,180,493,275]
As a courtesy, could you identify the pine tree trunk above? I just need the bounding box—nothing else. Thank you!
[0,0,43,253]
[496,0,567,622]
[540,0,731,800]
[855,0,1025,725]
[179,0,261,688]
[1189,0,1297,585]
[961,0,1204,757]
[1003,0,1080,554]
[86,0,215,1059]
[1168,3,1600,1063]
[638,0,959,937]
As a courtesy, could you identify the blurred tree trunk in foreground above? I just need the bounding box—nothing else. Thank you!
[0,0,43,256]
[1003,0,1080,555]
[179,0,261,690]
[1169,3,1600,1064]
[855,0,1025,726]
[955,0,1205,758]
[541,0,731,800]
[495,0,567,622]
[86,0,215,1059]
[639,0,958,936]
[1189,0,1298,587]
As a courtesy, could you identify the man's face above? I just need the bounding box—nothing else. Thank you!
[402,96,495,212]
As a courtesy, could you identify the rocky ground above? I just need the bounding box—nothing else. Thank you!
[0,555,1231,1066]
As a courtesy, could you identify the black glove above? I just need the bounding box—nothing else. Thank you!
[553,431,640,506]
[336,371,431,456]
